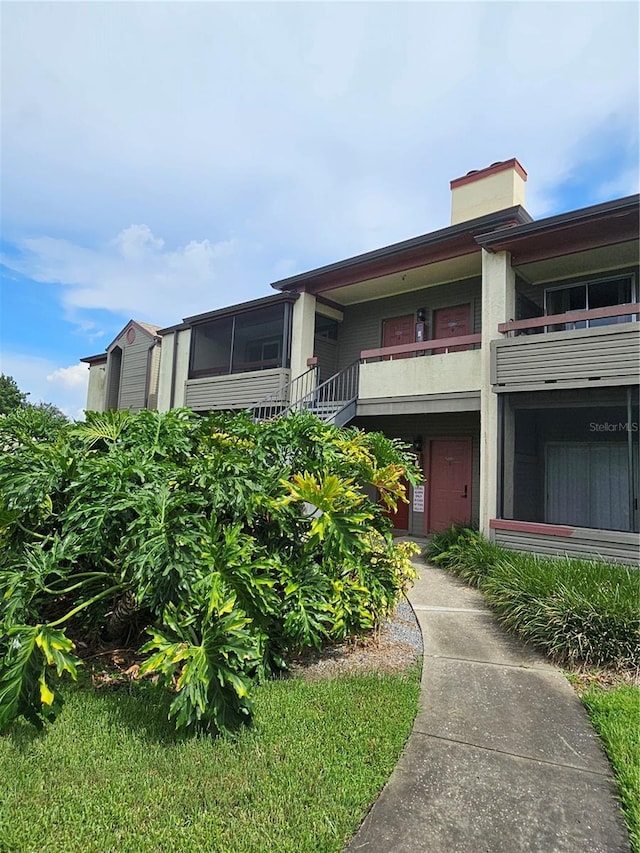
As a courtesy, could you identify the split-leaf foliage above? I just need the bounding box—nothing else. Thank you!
[0,406,421,735]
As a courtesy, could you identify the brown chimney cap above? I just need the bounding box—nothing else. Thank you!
[451,158,527,189]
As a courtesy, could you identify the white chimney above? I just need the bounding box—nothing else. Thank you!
[450,158,527,225]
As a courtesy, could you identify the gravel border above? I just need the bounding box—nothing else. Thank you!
[287,596,423,680]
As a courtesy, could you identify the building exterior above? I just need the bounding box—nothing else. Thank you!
[82,319,162,413]
[82,160,640,563]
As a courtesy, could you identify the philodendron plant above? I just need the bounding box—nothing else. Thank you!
[0,406,421,735]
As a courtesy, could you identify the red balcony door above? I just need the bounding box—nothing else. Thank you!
[432,304,471,353]
[382,315,414,359]
[427,438,472,532]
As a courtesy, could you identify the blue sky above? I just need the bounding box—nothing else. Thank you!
[1,1,638,418]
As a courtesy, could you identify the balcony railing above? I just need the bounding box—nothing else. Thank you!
[360,333,482,362]
[498,303,640,336]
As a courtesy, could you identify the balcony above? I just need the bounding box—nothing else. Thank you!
[185,368,291,412]
[492,303,640,392]
[359,334,482,407]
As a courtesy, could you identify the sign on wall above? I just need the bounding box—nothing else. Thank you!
[412,485,425,513]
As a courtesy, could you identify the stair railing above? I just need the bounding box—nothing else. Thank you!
[285,359,360,422]
[252,364,318,421]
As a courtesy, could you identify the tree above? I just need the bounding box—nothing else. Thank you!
[0,374,28,415]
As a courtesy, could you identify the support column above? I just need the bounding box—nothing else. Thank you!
[290,291,316,380]
[157,328,191,411]
[85,363,107,412]
[479,250,515,536]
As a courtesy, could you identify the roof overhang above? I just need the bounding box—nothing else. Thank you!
[79,353,107,365]
[475,195,639,267]
[176,291,299,329]
[271,206,532,297]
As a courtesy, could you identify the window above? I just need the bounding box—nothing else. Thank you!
[189,302,290,378]
[546,443,630,530]
[544,275,635,330]
[245,337,281,365]
[190,317,233,377]
[232,304,286,373]
[314,315,339,341]
[500,387,639,533]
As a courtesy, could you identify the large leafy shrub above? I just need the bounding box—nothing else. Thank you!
[0,408,421,735]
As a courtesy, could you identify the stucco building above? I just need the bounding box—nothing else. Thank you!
[82,160,640,563]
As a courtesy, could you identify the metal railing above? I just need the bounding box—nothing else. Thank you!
[285,359,360,423]
[252,364,318,421]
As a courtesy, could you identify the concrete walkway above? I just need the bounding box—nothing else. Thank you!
[347,562,631,853]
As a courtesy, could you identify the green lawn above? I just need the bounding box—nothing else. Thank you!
[0,668,420,853]
[581,685,640,852]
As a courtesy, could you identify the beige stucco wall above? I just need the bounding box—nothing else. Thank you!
[157,328,192,411]
[479,250,516,535]
[157,333,174,412]
[85,362,106,412]
[451,169,526,224]
[290,291,316,380]
[359,349,481,399]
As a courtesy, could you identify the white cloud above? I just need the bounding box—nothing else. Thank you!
[0,353,89,420]
[2,227,240,326]
[0,1,637,325]
[46,363,89,390]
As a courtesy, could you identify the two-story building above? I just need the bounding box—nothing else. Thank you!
[82,159,640,563]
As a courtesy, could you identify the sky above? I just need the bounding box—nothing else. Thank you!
[1,1,638,419]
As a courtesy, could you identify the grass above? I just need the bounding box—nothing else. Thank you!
[0,667,420,853]
[581,685,640,851]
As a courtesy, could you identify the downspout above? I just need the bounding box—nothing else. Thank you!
[496,394,504,521]
[229,316,236,374]
[144,343,154,409]
[169,331,179,409]
[283,302,292,368]
[627,387,635,531]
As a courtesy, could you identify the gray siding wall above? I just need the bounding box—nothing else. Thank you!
[515,275,544,315]
[118,336,155,412]
[492,529,640,566]
[336,277,482,369]
[492,324,640,392]
[185,368,291,411]
[352,411,480,534]
[314,335,338,383]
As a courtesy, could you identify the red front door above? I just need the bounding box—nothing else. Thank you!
[382,315,414,359]
[427,438,472,532]
[432,304,471,353]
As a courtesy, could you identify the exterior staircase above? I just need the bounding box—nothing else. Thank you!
[253,360,359,426]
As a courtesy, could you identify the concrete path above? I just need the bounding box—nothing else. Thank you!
[347,562,631,853]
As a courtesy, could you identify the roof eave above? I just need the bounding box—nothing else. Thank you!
[80,353,107,364]
[271,205,533,293]
[476,194,640,253]
[180,291,299,327]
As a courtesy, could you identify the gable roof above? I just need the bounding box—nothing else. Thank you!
[105,319,162,352]
[81,319,162,362]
